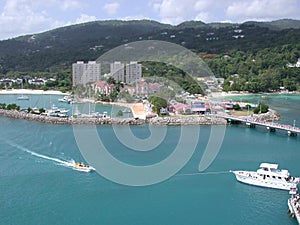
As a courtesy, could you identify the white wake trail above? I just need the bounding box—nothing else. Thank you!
[176,171,230,177]
[7,141,74,168]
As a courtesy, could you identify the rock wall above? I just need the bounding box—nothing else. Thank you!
[148,115,227,125]
[0,109,227,126]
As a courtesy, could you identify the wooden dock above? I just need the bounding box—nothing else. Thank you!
[219,114,300,136]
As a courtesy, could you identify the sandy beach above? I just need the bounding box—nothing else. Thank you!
[210,91,300,99]
[0,89,68,95]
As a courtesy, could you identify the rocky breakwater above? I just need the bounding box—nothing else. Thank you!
[250,109,280,121]
[0,109,144,125]
[148,115,227,126]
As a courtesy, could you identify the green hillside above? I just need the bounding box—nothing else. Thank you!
[0,19,300,92]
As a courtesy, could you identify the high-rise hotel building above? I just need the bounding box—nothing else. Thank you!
[72,61,101,86]
[110,61,125,82]
[125,61,142,84]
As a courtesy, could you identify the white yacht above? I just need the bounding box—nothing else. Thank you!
[44,104,69,117]
[58,96,70,103]
[17,95,29,100]
[58,96,77,104]
[230,163,300,191]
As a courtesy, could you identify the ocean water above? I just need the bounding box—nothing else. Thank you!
[0,94,300,225]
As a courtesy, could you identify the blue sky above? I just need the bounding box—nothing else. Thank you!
[0,0,300,40]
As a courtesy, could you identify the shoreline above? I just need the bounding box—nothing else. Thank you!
[0,89,68,95]
[0,109,227,126]
[209,91,300,99]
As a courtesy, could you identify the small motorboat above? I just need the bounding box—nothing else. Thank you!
[17,95,29,100]
[72,162,95,172]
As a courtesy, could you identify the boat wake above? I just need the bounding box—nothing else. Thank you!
[176,171,230,177]
[6,141,76,170]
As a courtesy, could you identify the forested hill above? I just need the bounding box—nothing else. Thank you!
[0,19,300,73]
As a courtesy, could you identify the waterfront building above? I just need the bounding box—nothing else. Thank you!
[125,61,142,84]
[110,62,125,82]
[191,101,206,114]
[92,81,115,95]
[72,61,101,86]
[135,79,163,96]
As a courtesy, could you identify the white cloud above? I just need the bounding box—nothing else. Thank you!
[75,13,97,24]
[103,2,120,15]
[226,0,300,22]
[118,15,150,21]
[153,0,214,24]
[0,0,64,40]
[195,12,210,22]
[60,0,84,11]
[194,0,213,11]
[151,0,300,24]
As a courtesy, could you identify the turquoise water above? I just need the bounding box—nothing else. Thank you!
[0,94,300,225]
[0,94,131,117]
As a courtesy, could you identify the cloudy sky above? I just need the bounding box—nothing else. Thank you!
[0,0,300,40]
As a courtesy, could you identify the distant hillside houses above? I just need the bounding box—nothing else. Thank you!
[28,78,47,85]
[0,77,53,87]
[0,78,22,86]
[286,58,300,68]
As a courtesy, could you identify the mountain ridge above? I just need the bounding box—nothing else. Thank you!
[0,19,300,73]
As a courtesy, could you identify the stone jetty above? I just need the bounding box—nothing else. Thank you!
[0,109,227,126]
[148,115,227,125]
[0,109,144,125]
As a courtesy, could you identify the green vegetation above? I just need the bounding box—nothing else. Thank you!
[142,61,203,95]
[116,110,123,117]
[148,95,168,115]
[1,19,300,93]
[233,104,241,111]
[206,44,300,92]
[0,103,20,111]
[0,71,72,92]
[253,103,269,114]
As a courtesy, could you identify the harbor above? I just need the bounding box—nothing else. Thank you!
[0,92,299,225]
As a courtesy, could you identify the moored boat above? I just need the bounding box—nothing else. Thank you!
[230,163,300,191]
[58,96,71,103]
[288,192,300,224]
[44,104,69,117]
[17,95,29,100]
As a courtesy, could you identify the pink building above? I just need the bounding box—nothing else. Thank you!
[169,103,190,115]
[122,85,136,95]
[135,79,163,96]
[92,81,115,95]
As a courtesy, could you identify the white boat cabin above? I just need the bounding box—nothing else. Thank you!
[257,163,291,181]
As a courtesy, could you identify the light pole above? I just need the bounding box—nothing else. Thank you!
[293,120,296,128]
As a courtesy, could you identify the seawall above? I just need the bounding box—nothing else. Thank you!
[0,109,227,126]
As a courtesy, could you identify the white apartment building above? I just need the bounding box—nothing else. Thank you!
[125,61,142,84]
[72,61,101,86]
[110,61,125,82]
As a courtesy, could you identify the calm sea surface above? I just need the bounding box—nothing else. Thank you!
[0,93,299,225]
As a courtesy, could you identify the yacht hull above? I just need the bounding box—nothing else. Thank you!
[232,170,298,191]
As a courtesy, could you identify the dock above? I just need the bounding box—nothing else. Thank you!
[288,195,300,224]
[219,114,300,136]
